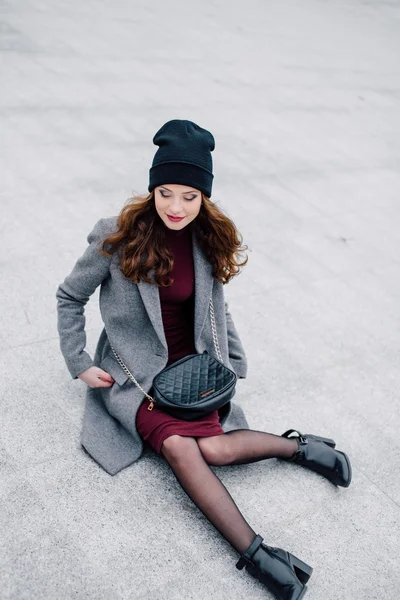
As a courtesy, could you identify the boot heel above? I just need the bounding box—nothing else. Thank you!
[289,554,313,584]
[307,435,336,448]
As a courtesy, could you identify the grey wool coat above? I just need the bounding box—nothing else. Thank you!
[56,217,249,475]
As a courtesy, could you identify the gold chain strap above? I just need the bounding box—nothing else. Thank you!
[109,345,154,401]
[208,297,222,362]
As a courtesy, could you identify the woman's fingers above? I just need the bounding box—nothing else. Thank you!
[77,366,115,388]
[97,370,115,387]
[99,371,115,383]
[96,380,114,387]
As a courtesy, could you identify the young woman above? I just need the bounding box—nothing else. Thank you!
[56,119,352,600]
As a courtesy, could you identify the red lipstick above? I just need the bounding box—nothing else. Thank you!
[167,215,185,222]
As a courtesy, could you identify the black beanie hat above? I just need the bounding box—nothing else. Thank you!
[148,119,215,197]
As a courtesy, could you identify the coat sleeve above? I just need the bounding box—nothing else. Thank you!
[56,219,112,379]
[225,301,248,379]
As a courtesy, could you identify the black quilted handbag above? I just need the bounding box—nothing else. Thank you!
[110,298,237,420]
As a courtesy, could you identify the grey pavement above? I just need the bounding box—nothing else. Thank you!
[1,0,400,598]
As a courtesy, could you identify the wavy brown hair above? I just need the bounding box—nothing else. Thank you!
[101,191,248,286]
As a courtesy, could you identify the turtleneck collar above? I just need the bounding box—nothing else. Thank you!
[162,222,192,238]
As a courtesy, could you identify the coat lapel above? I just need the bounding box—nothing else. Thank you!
[192,232,214,346]
[137,274,167,349]
[137,231,214,351]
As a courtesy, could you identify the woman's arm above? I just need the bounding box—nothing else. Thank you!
[56,219,112,379]
[225,301,248,379]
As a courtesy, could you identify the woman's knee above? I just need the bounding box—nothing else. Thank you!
[161,435,198,463]
[197,435,234,466]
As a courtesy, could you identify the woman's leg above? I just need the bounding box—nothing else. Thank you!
[197,429,298,466]
[161,435,314,598]
[161,434,257,554]
[197,430,352,488]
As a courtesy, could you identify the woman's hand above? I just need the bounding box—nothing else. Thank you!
[77,366,115,388]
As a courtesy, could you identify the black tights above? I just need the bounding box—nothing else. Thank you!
[161,429,298,555]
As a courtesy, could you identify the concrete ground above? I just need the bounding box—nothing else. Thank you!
[1,0,400,598]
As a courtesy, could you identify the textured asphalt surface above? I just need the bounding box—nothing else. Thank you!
[1,1,400,598]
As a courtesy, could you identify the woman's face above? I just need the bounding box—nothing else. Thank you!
[154,184,202,230]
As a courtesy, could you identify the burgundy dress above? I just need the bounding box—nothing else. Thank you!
[136,223,224,454]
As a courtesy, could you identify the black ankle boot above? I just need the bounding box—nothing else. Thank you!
[281,429,352,487]
[236,534,312,600]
